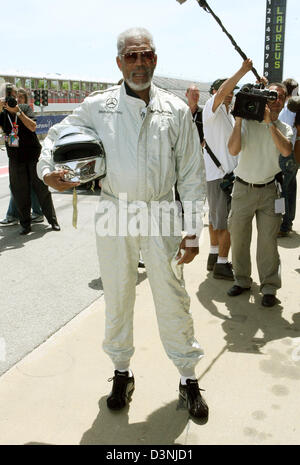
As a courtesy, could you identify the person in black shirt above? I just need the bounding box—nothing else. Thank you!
[0,83,60,234]
[0,88,44,226]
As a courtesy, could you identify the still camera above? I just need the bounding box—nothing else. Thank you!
[5,84,17,108]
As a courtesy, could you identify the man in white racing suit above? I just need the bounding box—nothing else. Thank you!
[37,27,208,419]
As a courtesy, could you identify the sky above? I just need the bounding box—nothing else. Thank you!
[2,0,299,86]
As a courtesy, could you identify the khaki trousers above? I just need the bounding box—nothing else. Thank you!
[228,181,282,295]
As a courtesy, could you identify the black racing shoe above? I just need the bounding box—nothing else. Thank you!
[179,379,209,419]
[107,370,135,410]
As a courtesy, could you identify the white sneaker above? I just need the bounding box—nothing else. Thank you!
[0,218,19,226]
[31,214,44,223]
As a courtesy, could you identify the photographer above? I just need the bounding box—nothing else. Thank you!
[0,88,44,226]
[0,83,59,235]
[227,83,293,307]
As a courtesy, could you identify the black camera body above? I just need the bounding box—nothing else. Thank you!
[232,84,278,122]
[5,84,17,108]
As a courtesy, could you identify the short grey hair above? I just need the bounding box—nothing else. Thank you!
[117,27,156,56]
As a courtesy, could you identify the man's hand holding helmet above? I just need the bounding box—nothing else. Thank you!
[44,170,80,192]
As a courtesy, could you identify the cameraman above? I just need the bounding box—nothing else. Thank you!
[0,83,59,234]
[227,83,293,307]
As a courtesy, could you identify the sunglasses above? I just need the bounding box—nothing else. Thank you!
[121,50,155,64]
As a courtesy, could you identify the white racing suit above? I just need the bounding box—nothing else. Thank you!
[37,82,206,377]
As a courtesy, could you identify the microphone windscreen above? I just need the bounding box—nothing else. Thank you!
[287,96,300,113]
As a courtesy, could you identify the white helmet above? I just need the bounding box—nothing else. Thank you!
[53,126,106,183]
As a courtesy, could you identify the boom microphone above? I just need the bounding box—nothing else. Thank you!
[287,96,300,113]
[176,0,262,81]
[176,0,207,5]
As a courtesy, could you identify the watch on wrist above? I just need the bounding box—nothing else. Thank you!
[16,109,22,116]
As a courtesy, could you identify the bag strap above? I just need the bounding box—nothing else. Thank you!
[205,143,223,170]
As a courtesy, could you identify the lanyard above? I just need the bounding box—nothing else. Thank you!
[7,113,18,134]
[7,113,17,127]
[5,112,19,147]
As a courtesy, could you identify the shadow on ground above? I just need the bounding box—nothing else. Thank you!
[277,231,300,250]
[80,397,188,445]
[25,396,208,445]
[0,224,53,254]
[196,275,300,354]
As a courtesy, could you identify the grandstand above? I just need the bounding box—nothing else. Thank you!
[153,75,211,106]
[1,70,211,113]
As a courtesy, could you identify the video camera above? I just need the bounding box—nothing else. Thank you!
[231,84,278,122]
[5,84,17,108]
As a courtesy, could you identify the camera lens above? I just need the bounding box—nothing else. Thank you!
[245,101,257,113]
[6,96,17,107]
[242,86,251,93]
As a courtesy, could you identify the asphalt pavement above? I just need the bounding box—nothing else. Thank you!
[0,166,299,445]
[0,146,103,376]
